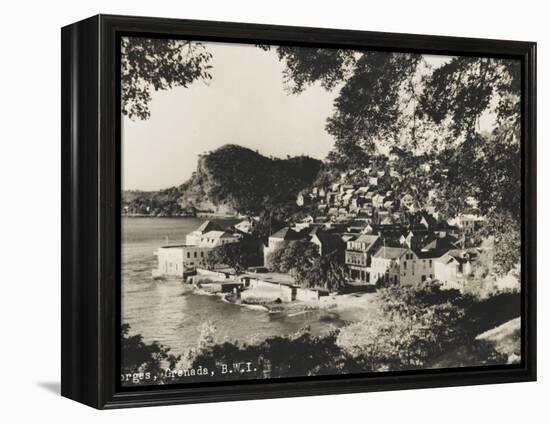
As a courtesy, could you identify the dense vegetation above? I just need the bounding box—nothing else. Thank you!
[123,145,323,217]
[205,239,263,273]
[120,323,180,385]
[180,144,322,216]
[267,49,521,274]
[122,187,193,217]
[121,285,519,385]
[121,40,521,274]
[121,37,213,121]
[268,240,347,291]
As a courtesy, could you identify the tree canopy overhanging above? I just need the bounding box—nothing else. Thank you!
[268,47,521,274]
[121,37,213,120]
[121,41,521,274]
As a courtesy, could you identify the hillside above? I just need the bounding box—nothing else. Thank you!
[180,144,322,215]
[123,144,323,216]
[122,186,194,217]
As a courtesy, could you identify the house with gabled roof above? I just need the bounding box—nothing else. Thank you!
[434,250,475,291]
[345,234,382,283]
[200,230,240,247]
[310,231,345,257]
[370,246,410,285]
[370,239,454,287]
[156,221,240,277]
[186,220,223,245]
[263,227,308,268]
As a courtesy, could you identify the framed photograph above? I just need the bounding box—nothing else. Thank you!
[61,14,536,409]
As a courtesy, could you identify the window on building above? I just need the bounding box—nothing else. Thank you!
[187,252,190,259]
[194,252,197,258]
[429,259,432,267]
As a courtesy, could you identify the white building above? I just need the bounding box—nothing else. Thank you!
[154,221,240,277]
[370,246,440,286]
[370,247,409,285]
[434,253,473,291]
[185,220,222,245]
[199,230,240,247]
[154,245,211,277]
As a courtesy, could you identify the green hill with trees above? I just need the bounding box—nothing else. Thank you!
[123,144,323,217]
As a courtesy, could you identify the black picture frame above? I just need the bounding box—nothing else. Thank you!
[61,14,537,409]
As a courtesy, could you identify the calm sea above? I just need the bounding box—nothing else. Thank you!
[122,217,344,355]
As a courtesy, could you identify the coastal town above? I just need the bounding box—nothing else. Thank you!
[119,38,522,384]
[152,147,496,307]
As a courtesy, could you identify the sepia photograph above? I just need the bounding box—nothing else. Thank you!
[120,36,522,387]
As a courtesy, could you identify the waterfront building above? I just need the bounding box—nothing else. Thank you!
[154,244,212,277]
[199,230,240,247]
[185,220,222,245]
[154,221,240,277]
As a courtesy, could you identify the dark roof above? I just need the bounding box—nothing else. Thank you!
[373,246,408,259]
[437,252,469,265]
[350,234,380,252]
[312,232,344,254]
[196,220,222,233]
[354,234,380,244]
[414,236,458,259]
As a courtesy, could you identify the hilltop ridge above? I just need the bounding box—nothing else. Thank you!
[122,144,323,217]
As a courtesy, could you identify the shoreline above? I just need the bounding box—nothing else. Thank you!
[189,279,377,321]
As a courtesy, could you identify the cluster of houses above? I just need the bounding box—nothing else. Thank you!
[152,149,490,299]
[296,148,432,225]
[265,211,491,291]
[153,207,491,297]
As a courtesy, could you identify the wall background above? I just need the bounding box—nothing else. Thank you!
[0,0,545,421]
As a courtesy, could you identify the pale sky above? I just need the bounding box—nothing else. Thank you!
[122,42,338,191]
[121,42,492,191]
